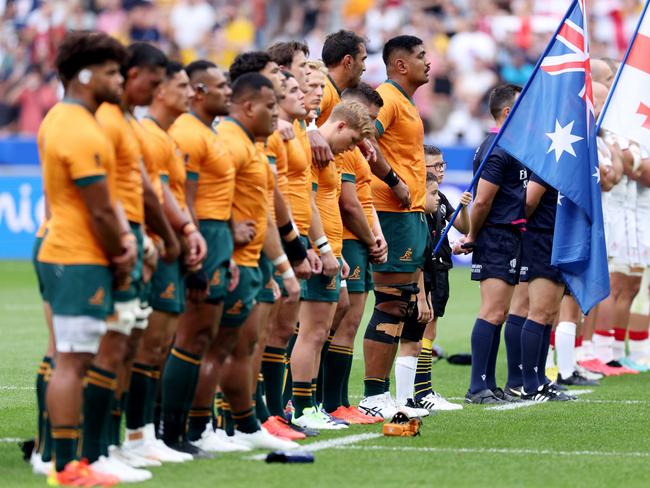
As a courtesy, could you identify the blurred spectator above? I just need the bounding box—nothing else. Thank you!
[5,64,58,134]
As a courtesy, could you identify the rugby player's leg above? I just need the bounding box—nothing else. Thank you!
[263,301,300,417]
[250,302,275,423]
[504,283,528,391]
[593,273,624,364]
[317,286,349,407]
[628,268,650,364]
[413,319,435,402]
[612,270,642,361]
[160,300,222,451]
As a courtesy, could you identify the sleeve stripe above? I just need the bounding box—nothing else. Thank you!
[160,174,170,185]
[74,174,106,187]
[267,156,277,166]
[311,182,318,191]
[186,171,199,181]
[375,120,385,138]
[341,173,356,183]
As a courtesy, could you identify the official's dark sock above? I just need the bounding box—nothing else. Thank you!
[144,366,160,426]
[160,347,201,443]
[82,366,116,462]
[363,377,385,397]
[414,339,433,401]
[504,314,526,388]
[255,375,271,423]
[316,333,334,405]
[341,349,354,407]
[126,363,154,430]
[469,319,497,394]
[539,325,552,385]
[384,376,391,394]
[292,381,313,418]
[221,401,235,436]
[486,324,502,391]
[187,407,211,442]
[52,426,79,472]
[282,326,299,408]
[521,320,545,394]
[310,378,318,407]
[261,346,287,417]
[323,345,351,412]
[232,407,260,434]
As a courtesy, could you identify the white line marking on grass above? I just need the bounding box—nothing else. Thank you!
[337,445,650,458]
[245,433,382,460]
[0,386,35,390]
[486,389,593,411]
[1,438,23,443]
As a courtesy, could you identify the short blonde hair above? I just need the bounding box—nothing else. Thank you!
[306,59,329,75]
[329,100,374,139]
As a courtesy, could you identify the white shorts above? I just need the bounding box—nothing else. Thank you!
[53,315,107,354]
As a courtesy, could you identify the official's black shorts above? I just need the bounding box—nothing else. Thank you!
[430,268,449,318]
[400,303,426,343]
[519,229,564,284]
[471,225,522,285]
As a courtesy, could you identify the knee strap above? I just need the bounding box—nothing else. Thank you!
[374,283,420,318]
[364,308,404,345]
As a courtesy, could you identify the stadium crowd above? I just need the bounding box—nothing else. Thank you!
[12,0,650,486]
[0,0,644,142]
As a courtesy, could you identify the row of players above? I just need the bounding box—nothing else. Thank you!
[456,59,650,406]
[31,30,453,486]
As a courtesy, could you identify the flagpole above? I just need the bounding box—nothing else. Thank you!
[595,0,650,133]
[434,0,580,255]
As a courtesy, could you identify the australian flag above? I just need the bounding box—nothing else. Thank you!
[497,0,610,313]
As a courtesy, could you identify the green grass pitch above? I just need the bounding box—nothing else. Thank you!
[2,260,650,487]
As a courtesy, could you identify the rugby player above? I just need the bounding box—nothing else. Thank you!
[357,35,431,419]
[456,84,528,405]
[164,60,239,456]
[290,97,375,430]
[38,31,132,486]
[122,61,206,462]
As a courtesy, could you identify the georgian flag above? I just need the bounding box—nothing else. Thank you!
[600,1,650,147]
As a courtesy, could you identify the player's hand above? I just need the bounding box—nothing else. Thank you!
[369,234,388,264]
[228,259,240,292]
[282,275,301,303]
[321,251,340,277]
[453,235,475,255]
[358,139,377,164]
[459,191,472,207]
[340,257,350,280]
[232,220,256,246]
[277,119,295,141]
[162,234,181,263]
[417,292,432,324]
[270,278,281,301]
[185,268,209,303]
[307,248,323,274]
[391,179,411,209]
[182,229,207,269]
[293,257,312,280]
[112,233,137,277]
[308,129,334,168]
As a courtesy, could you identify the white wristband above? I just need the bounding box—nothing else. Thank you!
[281,267,295,279]
[319,243,332,254]
[314,236,328,248]
[272,254,289,266]
[306,120,318,132]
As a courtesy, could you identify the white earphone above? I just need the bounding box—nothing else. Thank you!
[78,69,92,85]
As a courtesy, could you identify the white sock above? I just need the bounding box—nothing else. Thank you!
[395,356,418,405]
[555,321,576,378]
[612,339,626,361]
[629,338,650,361]
[545,346,555,369]
[593,332,614,363]
[581,340,595,360]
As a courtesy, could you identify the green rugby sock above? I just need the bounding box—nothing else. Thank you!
[261,346,287,417]
[126,363,154,430]
[52,426,79,472]
[82,366,116,462]
[341,350,353,408]
[255,375,271,423]
[232,407,259,434]
[323,345,352,412]
[187,408,211,441]
[292,381,313,418]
